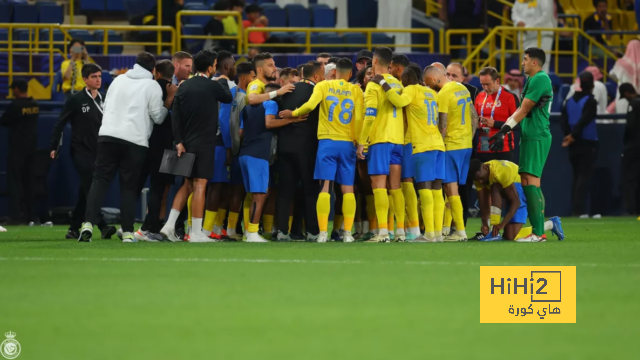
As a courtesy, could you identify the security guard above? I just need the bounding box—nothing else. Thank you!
[1,80,39,224]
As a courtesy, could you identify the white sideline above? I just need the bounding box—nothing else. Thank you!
[0,256,638,268]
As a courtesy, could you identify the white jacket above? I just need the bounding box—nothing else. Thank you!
[512,0,556,31]
[99,64,167,147]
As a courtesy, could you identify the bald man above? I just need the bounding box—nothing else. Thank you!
[446,62,479,105]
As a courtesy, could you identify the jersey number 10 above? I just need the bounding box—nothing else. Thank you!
[423,100,438,125]
[326,96,354,125]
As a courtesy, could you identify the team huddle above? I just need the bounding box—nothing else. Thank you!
[123,46,565,243]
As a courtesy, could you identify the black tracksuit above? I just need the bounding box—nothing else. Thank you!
[137,79,175,233]
[1,97,39,223]
[622,96,640,214]
[561,92,599,216]
[276,80,320,236]
[51,88,109,230]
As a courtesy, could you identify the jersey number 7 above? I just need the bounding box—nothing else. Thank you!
[327,96,355,125]
[457,97,472,125]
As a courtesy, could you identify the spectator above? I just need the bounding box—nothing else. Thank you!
[620,83,640,214]
[279,67,299,86]
[565,66,608,114]
[583,0,613,56]
[512,0,555,73]
[504,69,524,98]
[203,0,244,53]
[247,47,260,61]
[61,39,91,100]
[561,71,599,218]
[79,53,175,243]
[243,4,269,45]
[0,80,39,225]
[609,40,640,114]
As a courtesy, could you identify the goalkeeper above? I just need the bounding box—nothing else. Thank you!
[489,48,553,243]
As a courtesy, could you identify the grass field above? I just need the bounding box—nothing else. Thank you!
[0,217,638,360]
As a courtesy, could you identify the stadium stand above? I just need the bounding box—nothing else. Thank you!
[94,30,124,54]
[262,4,286,27]
[13,3,38,23]
[310,4,336,28]
[184,3,213,27]
[38,3,64,24]
[285,4,310,28]
[80,0,106,12]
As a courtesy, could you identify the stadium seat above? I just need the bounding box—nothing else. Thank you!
[311,5,336,27]
[293,32,318,52]
[14,30,31,50]
[184,4,213,27]
[38,3,64,24]
[257,0,276,4]
[94,30,124,54]
[106,0,126,12]
[183,24,205,53]
[372,33,394,49]
[102,71,113,89]
[286,5,310,28]
[0,2,10,23]
[13,4,38,23]
[317,33,343,53]
[39,29,65,52]
[80,0,106,12]
[184,0,205,4]
[262,4,286,27]
[0,29,7,44]
[343,33,366,52]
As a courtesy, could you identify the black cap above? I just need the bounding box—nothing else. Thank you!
[356,49,373,62]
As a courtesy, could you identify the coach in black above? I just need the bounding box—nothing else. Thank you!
[160,50,233,243]
[274,61,324,241]
[50,63,117,240]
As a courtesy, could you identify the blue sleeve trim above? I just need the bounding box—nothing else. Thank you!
[365,107,377,117]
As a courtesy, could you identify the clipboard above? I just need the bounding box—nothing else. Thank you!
[159,149,196,177]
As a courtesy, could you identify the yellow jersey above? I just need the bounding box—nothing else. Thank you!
[357,73,404,146]
[247,78,266,95]
[292,79,363,142]
[60,59,87,92]
[387,84,445,154]
[436,81,473,151]
[474,160,521,191]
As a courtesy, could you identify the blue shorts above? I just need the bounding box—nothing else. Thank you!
[444,148,472,185]
[401,143,415,179]
[503,182,528,224]
[239,155,269,193]
[413,150,445,183]
[368,143,403,176]
[230,156,243,185]
[210,146,230,183]
[314,139,357,185]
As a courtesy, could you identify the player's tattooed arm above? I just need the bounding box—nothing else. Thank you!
[438,112,447,138]
[470,104,479,136]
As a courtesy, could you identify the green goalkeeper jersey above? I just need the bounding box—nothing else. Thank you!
[521,70,553,141]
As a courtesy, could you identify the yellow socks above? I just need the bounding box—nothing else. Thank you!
[388,194,395,232]
[187,193,193,227]
[432,189,444,234]
[243,193,252,231]
[317,192,331,232]
[248,222,259,233]
[449,195,465,231]
[366,195,376,225]
[203,210,217,233]
[390,189,405,232]
[373,188,389,231]
[262,214,274,234]
[490,206,501,227]
[419,189,434,236]
[515,226,532,240]
[342,193,356,233]
[214,208,227,229]
[228,211,239,230]
[443,198,452,229]
[401,183,419,229]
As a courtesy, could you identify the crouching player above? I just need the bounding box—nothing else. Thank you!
[468,159,564,242]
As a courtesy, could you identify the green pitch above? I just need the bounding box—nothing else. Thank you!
[0,217,638,360]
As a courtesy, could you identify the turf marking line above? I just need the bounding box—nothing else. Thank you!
[0,256,639,268]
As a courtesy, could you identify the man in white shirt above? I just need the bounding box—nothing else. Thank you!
[511,0,555,73]
[79,52,176,243]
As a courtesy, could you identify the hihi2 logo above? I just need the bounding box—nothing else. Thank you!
[480,266,576,323]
